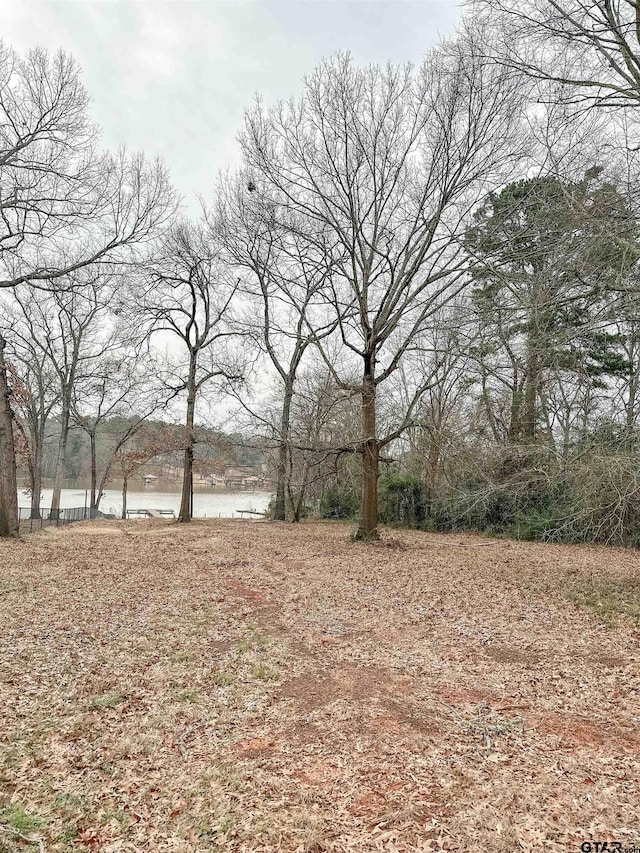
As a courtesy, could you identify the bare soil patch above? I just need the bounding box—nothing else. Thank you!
[0,520,639,851]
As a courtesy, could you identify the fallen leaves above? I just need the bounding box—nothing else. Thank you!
[0,519,639,851]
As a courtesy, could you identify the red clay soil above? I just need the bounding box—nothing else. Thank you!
[0,520,638,852]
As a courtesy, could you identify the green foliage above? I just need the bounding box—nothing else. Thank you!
[418,437,640,547]
[464,172,640,444]
[86,691,124,711]
[0,804,47,834]
[320,486,360,520]
[378,473,429,529]
[509,508,556,541]
[466,172,639,286]
[566,578,640,625]
[322,474,434,529]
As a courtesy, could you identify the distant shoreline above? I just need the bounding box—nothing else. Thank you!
[17,481,273,495]
[17,487,273,519]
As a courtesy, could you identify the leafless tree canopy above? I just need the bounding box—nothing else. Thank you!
[239,39,524,536]
[134,223,244,522]
[4,21,640,543]
[0,41,177,289]
[471,0,640,108]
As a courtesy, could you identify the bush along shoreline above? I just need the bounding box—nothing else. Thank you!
[318,446,640,548]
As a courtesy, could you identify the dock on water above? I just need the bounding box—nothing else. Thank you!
[124,508,265,520]
[126,509,176,519]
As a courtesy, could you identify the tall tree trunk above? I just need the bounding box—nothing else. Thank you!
[626,351,638,433]
[273,381,293,521]
[0,336,19,538]
[30,438,43,519]
[507,385,522,442]
[95,470,110,514]
[178,354,197,523]
[522,340,539,441]
[89,428,97,517]
[288,458,310,523]
[50,392,71,520]
[355,356,379,540]
[95,449,123,515]
[121,473,128,520]
[95,431,136,515]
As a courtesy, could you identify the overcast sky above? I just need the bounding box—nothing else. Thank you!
[4,1,461,207]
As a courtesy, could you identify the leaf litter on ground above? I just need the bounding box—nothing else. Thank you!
[0,519,638,851]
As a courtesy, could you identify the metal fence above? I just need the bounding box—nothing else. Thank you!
[18,506,105,532]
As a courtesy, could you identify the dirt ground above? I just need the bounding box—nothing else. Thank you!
[0,520,639,852]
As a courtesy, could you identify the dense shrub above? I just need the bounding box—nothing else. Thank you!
[266,494,315,521]
[317,440,640,547]
[423,447,640,546]
[378,473,430,529]
[320,486,360,520]
[320,473,431,528]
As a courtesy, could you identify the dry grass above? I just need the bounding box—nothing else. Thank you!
[0,519,639,852]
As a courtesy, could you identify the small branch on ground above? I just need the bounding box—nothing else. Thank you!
[178,719,216,758]
[422,539,503,548]
[0,824,46,852]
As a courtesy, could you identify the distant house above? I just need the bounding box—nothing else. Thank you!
[204,474,226,487]
[141,474,158,486]
[224,467,246,489]
[224,468,264,490]
[242,475,262,490]
[194,458,227,481]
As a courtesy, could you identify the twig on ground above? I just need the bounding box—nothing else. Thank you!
[178,719,215,758]
[422,540,502,548]
[432,695,466,720]
[0,824,46,852]
[494,703,532,712]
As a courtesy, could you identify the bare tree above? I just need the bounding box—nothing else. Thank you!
[241,37,523,538]
[0,43,176,290]
[0,336,18,534]
[116,424,182,520]
[285,365,362,521]
[392,302,476,495]
[216,175,336,520]
[0,41,177,537]
[139,224,242,522]
[472,0,640,109]
[71,351,166,515]
[1,321,59,518]
[5,271,134,520]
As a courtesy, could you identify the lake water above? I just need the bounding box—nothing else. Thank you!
[20,488,273,519]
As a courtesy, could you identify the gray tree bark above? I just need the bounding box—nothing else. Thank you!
[0,336,19,537]
[178,353,197,523]
[355,357,379,540]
